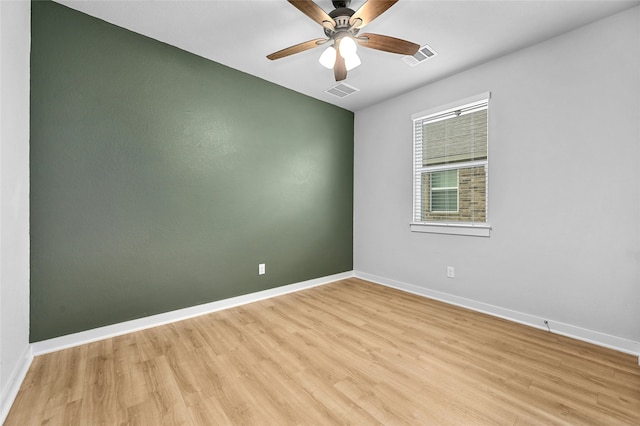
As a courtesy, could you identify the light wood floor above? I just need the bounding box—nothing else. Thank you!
[6,278,640,425]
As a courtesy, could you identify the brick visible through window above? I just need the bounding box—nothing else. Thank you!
[421,166,486,222]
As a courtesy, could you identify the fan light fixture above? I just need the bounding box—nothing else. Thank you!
[319,36,361,71]
[319,46,336,69]
[344,51,361,71]
[267,0,420,82]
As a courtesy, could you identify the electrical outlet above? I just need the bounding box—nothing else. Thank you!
[447,266,455,278]
[258,263,265,275]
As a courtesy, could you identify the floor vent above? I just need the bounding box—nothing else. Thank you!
[402,44,437,66]
[325,82,359,98]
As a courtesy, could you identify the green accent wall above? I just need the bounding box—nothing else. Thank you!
[30,1,354,342]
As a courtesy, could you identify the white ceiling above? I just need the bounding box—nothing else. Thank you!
[57,0,639,112]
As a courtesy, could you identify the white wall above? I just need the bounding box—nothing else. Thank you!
[1,0,31,420]
[354,7,640,345]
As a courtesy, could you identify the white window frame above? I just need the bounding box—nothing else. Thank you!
[411,92,491,237]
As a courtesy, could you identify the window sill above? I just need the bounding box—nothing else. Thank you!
[410,222,491,237]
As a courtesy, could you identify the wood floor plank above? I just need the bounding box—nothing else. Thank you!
[5,278,639,425]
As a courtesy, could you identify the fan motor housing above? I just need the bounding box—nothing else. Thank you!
[325,7,358,38]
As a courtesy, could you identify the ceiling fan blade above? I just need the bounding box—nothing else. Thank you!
[334,44,347,81]
[357,33,420,55]
[267,38,326,60]
[349,0,398,29]
[288,0,335,29]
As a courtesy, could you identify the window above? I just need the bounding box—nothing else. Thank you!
[430,169,458,213]
[412,93,491,236]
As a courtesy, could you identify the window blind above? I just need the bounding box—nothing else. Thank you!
[423,108,488,166]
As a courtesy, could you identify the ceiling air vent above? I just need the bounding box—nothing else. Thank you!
[402,44,437,67]
[325,82,359,98]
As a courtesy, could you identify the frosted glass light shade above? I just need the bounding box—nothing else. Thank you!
[339,36,357,58]
[319,46,336,69]
[345,53,361,71]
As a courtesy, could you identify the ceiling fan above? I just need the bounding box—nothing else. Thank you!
[267,0,420,82]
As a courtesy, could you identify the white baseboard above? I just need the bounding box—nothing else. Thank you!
[20,268,640,392]
[354,271,640,360]
[1,345,33,425]
[32,271,353,356]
